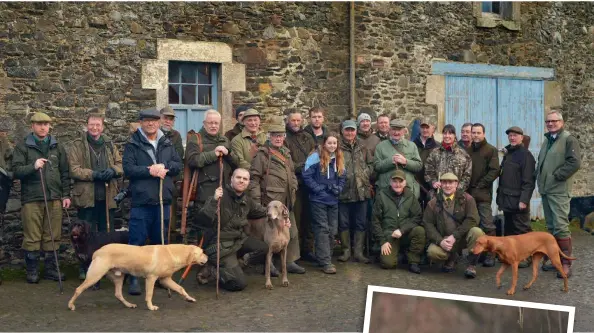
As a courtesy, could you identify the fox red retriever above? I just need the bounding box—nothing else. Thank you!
[471,232,576,296]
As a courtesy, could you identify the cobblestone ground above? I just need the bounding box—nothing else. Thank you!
[0,235,592,332]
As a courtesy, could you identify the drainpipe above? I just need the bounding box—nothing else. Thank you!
[350,0,356,119]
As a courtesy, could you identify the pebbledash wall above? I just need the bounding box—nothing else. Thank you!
[0,2,592,264]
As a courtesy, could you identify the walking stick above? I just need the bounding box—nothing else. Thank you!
[216,155,223,299]
[159,177,172,298]
[38,167,63,294]
[105,183,110,232]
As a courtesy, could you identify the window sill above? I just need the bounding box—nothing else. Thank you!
[476,16,520,31]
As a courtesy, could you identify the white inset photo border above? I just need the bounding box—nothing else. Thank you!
[364,285,576,333]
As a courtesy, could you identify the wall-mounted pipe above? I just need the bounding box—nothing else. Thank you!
[350,0,356,119]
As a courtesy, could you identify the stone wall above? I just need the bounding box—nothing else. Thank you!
[354,1,593,196]
[1,2,593,265]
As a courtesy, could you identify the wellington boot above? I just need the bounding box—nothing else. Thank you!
[353,232,370,264]
[43,252,66,281]
[337,231,351,262]
[24,250,40,284]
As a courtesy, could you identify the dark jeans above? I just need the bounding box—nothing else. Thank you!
[128,205,171,246]
[503,211,532,236]
[77,201,115,232]
[310,202,338,266]
[339,201,367,232]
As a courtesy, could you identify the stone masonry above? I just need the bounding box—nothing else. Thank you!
[0,2,592,265]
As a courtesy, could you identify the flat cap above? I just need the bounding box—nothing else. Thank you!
[391,170,406,180]
[30,112,52,123]
[242,109,261,119]
[505,126,524,135]
[139,108,161,120]
[440,172,459,181]
[268,123,286,133]
[390,119,407,128]
[160,106,176,117]
[342,120,357,130]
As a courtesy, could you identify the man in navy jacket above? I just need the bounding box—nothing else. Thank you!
[123,108,182,295]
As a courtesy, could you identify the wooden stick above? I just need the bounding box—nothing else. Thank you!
[216,156,223,299]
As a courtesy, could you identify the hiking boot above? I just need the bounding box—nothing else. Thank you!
[263,262,280,277]
[353,231,370,264]
[442,253,458,273]
[128,276,142,295]
[518,256,532,269]
[287,261,306,274]
[541,255,556,271]
[24,250,40,284]
[556,237,573,279]
[322,264,337,274]
[337,231,351,262]
[482,253,495,267]
[464,265,477,279]
[409,263,421,274]
[43,252,66,281]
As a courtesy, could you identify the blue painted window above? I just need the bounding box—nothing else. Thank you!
[168,61,219,144]
[481,2,513,19]
[482,2,501,14]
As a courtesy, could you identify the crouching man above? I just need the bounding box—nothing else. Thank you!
[372,170,426,274]
[195,168,282,292]
[423,172,484,278]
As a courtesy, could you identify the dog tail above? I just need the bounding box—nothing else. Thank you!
[559,250,577,261]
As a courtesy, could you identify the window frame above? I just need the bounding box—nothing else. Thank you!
[473,1,520,31]
[167,61,220,146]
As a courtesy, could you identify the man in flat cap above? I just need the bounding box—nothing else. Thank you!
[422,172,484,278]
[374,119,423,198]
[536,109,581,278]
[372,170,425,274]
[230,109,267,169]
[159,106,184,238]
[122,108,182,295]
[11,112,71,284]
[224,104,251,142]
[496,126,536,268]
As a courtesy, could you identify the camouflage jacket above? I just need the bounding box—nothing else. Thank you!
[424,142,472,192]
[248,143,298,210]
[340,137,373,203]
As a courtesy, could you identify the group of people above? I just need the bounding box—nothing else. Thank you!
[0,105,581,293]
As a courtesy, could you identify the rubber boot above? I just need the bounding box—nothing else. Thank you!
[43,251,65,281]
[128,276,142,295]
[556,237,572,279]
[78,264,87,281]
[337,230,351,262]
[353,231,370,264]
[24,250,40,284]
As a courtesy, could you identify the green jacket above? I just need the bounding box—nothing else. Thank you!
[536,129,581,195]
[423,190,479,245]
[374,139,423,198]
[185,128,238,204]
[196,184,268,254]
[372,187,423,245]
[357,129,381,158]
[339,137,373,203]
[467,139,500,203]
[66,131,123,209]
[230,128,267,169]
[12,134,70,204]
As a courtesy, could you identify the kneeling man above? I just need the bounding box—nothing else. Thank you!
[195,168,278,292]
[423,172,484,278]
[372,170,426,274]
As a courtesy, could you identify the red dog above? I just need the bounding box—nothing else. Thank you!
[471,232,576,295]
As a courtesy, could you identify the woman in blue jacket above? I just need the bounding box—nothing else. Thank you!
[302,132,346,274]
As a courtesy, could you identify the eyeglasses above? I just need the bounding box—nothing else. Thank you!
[545,120,560,124]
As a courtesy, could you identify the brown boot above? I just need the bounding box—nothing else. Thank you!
[556,237,573,279]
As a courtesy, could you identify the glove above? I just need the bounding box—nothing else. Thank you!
[331,184,340,196]
[101,168,116,181]
[92,171,102,180]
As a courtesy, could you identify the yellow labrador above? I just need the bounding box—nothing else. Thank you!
[68,243,208,311]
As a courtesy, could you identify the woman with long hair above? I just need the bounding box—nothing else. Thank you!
[302,132,346,274]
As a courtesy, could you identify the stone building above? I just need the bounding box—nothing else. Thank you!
[0,1,592,263]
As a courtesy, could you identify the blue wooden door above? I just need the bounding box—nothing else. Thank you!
[497,78,545,219]
[445,76,545,219]
[445,76,499,214]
